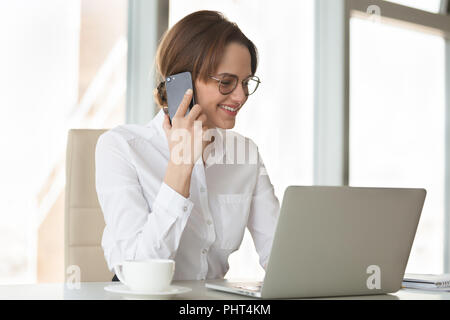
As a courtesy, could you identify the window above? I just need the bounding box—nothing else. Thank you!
[169,0,315,280]
[349,17,445,274]
[0,0,127,284]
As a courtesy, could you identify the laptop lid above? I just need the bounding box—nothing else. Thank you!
[259,186,426,299]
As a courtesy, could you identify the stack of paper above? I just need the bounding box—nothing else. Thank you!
[402,273,450,291]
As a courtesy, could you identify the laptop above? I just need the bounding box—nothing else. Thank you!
[205,185,426,299]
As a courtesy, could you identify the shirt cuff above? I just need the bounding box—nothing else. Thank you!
[153,182,194,219]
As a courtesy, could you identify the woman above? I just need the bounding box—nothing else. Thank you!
[96,10,280,281]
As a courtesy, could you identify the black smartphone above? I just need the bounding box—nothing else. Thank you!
[165,71,195,123]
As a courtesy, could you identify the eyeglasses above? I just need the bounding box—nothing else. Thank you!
[209,73,261,96]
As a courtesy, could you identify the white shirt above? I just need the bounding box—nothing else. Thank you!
[95,109,280,280]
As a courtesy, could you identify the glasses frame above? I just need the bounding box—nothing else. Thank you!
[208,73,261,96]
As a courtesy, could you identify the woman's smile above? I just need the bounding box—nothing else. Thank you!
[217,103,241,116]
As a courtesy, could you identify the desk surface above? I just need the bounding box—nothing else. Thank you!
[0,281,449,300]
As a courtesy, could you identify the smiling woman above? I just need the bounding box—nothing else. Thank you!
[96,10,280,282]
[154,10,259,129]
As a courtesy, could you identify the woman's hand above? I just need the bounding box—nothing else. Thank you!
[162,89,208,168]
[159,89,208,198]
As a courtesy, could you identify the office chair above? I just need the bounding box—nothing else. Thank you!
[64,129,114,282]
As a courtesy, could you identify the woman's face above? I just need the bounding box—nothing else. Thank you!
[195,42,252,130]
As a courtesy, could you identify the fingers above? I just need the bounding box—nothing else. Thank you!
[174,89,193,118]
[162,113,171,135]
[188,106,209,131]
[187,104,202,122]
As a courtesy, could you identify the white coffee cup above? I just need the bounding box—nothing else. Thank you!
[114,259,175,293]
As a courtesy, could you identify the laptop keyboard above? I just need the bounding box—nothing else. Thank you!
[231,281,263,292]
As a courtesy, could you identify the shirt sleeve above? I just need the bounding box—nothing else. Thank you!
[95,130,194,272]
[247,149,281,270]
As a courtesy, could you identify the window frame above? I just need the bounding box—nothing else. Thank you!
[126,0,169,125]
[315,0,450,271]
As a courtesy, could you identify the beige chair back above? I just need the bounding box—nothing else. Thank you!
[65,129,114,282]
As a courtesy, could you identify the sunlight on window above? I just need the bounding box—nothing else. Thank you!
[0,0,81,284]
[350,17,445,274]
[0,0,127,284]
[170,0,315,280]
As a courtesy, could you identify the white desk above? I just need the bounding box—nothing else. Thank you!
[0,281,449,300]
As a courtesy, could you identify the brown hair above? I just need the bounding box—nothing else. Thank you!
[154,10,258,107]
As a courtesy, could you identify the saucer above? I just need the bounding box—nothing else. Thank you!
[104,284,192,299]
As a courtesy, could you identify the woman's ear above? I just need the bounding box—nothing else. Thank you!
[153,88,167,109]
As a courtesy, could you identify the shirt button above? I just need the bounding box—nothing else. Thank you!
[206,220,212,226]
[183,205,188,212]
[202,248,208,254]
[200,187,206,193]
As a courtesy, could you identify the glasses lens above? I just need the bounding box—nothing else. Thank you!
[219,75,238,94]
[244,77,260,96]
